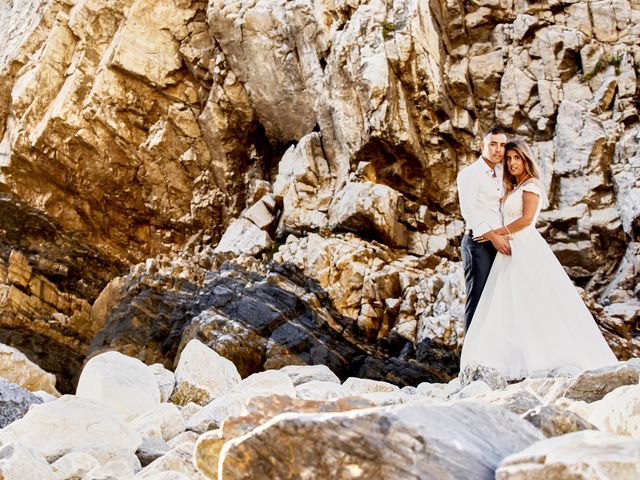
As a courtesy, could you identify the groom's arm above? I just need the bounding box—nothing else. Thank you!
[456,170,492,237]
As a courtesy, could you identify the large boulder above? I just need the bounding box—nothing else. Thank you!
[0,395,141,462]
[194,394,374,479]
[76,350,161,421]
[217,402,543,478]
[170,339,241,406]
[563,360,640,403]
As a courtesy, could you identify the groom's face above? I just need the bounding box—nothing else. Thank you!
[482,133,507,164]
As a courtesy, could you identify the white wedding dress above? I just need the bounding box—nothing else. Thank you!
[460,180,617,380]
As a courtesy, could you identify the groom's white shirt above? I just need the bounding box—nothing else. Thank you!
[457,156,504,237]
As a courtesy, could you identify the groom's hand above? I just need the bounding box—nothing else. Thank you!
[483,231,512,255]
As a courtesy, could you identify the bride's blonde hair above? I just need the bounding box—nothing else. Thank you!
[502,139,543,202]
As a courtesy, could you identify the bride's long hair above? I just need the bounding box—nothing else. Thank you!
[501,139,545,203]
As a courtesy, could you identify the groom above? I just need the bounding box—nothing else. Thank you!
[457,126,511,332]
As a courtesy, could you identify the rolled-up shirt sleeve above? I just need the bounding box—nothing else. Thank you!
[457,169,492,237]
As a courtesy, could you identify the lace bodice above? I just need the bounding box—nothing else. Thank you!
[501,180,543,225]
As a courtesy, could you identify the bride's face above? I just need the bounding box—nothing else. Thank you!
[506,150,525,177]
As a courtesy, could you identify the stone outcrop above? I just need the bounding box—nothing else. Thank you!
[0,342,58,395]
[0,248,95,392]
[89,256,457,387]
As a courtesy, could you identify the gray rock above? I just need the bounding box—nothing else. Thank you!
[522,405,597,438]
[468,390,542,416]
[460,362,508,390]
[564,360,640,403]
[217,402,544,479]
[136,438,170,468]
[0,377,42,428]
[496,430,640,479]
[279,364,340,386]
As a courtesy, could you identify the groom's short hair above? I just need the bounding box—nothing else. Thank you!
[484,126,506,138]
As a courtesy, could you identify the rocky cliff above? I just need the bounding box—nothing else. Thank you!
[0,0,638,389]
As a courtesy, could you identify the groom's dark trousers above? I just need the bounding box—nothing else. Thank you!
[461,232,497,332]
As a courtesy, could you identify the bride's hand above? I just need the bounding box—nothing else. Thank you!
[482,230,512,255]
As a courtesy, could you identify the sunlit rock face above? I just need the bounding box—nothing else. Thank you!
[0,0,638,386]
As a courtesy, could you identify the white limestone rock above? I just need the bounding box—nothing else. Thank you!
[76,351,161,422]
[170,339,241,406]
[241,195,276,230]
[274,132,334,233]
[167,431,200,450]
[137,472,192,480]
[612,125,640,235]
[213,218,273,256]
[149,363,175,403]
[178,402,202,423]
[0,395,141,462]
[0,443,54,480]
[329,182,408,248]
[186,370,295,433]
[342,377,399,394]
[451,380,493,399]
[554,99,608,177]
[135,441,206,480]
[496,430,640,479]
[359,391,412,406]
[416,382,452,399]
[83,459,135,480]
[280,364,340,386]
[587,384,640,438]
[33,390,57,403]
[505,377,574,405]
[0,343,59,396]
[129,403,186,443]
[295,380,346,401]
[51,451,101,480]
[460,389,542,415]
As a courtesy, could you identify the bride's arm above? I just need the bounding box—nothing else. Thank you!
[492,191,540,235]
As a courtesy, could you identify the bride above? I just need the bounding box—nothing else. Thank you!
[459,139,617,380]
